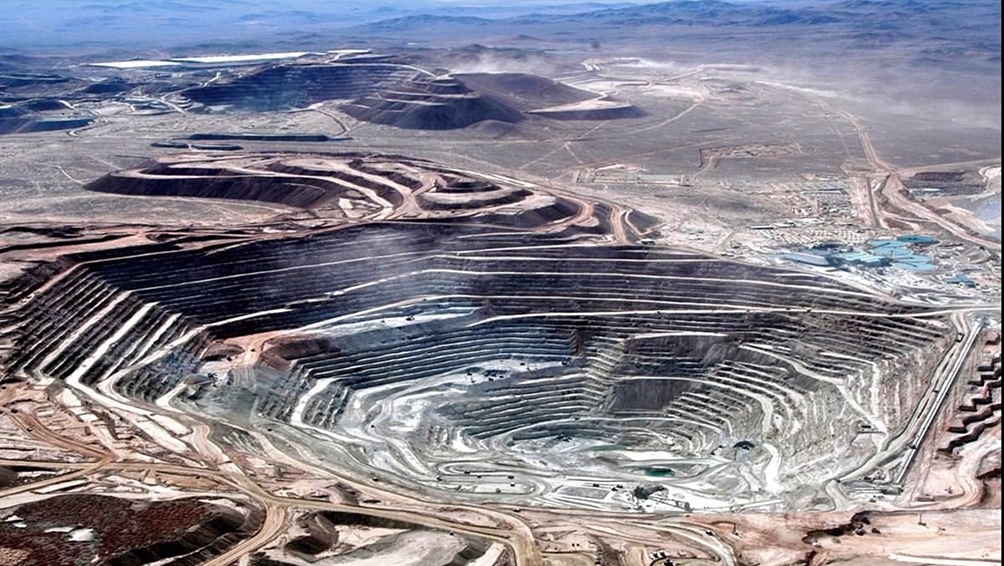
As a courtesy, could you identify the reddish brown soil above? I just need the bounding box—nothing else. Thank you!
[0,494,248,565]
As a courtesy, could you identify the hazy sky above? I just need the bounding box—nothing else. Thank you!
[0,0,664,50]
[1,0,995,52]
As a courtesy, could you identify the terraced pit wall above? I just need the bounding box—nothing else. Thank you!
[0,221,954,508]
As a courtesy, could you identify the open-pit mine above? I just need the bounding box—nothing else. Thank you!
[0,6,1000,564]
[1,147,998,564]
[4,151,961,508]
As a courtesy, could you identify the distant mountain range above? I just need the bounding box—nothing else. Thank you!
[510,0,841,26]
[362,0,999,29]
[1,0,999,62]
[353,0,1000,67]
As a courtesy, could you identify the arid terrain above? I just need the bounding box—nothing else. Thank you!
[0,1,999,564]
